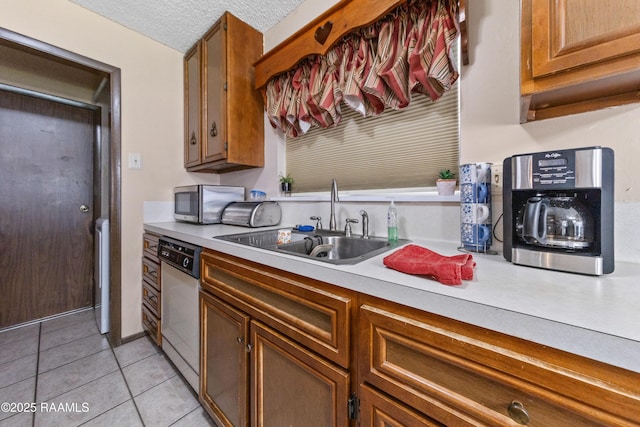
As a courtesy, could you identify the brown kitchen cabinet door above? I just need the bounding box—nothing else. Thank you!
[531,0,640,78]
[184,41,202,168]
[521,0,640,122]
[183,12,264,173]
[251,320,350,427]
[201,18,226,164]
[200,291,250,427]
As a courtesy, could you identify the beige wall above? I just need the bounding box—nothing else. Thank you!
[0,0,214,337]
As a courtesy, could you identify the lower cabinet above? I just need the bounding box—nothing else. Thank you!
[141,232,161,346]
[200,250,640,426]
[251,320,350,426]
[358,298,640,426]
[199,250,353,427]
[200,291,249,427]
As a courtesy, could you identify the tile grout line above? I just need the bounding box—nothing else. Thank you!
[107,339,146,427]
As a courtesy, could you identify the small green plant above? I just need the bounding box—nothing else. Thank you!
[279,173,294,184]
[438,169,456,180]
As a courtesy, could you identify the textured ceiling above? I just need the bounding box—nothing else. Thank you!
[69,0,308,53]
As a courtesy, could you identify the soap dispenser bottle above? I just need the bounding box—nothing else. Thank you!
[387,201,398,243]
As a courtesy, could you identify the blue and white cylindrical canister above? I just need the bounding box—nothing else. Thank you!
[459,163,492,252]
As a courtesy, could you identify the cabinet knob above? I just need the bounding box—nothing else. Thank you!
[189,131,197,145]
[507,401,530,425]
[209,121,218,137]
[246,343,254,353]
[236,337,244,344]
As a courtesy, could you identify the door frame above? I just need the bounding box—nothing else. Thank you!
[0,27,123,346]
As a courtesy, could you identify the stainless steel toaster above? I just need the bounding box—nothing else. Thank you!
[221,201,282,227]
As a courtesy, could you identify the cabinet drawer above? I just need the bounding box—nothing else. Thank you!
[142,279,161,318]
[142,257,160,290]
[201,250,352,368]
[142,304,161,346]
[143,232,160,263]
[359,304,640,426]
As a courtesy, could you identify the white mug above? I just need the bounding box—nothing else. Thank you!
[460,162,492,184]
[461,203,490,224]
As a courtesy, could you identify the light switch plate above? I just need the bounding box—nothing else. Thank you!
[128,153,142,169]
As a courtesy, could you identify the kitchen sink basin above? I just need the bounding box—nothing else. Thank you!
[215,228,408,265]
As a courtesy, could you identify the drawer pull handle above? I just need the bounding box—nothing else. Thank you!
[507,401,530,425]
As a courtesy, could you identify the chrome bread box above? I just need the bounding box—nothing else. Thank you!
[221,201,282,227]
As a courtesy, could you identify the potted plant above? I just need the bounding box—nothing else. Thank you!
[436,169,457,195]
[280,173,294,194]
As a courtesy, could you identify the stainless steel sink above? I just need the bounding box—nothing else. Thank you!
[215,228,408,265]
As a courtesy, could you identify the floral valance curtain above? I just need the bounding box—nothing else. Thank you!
[265,0,460,138]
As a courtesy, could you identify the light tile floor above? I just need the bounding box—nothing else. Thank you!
[0,309,215,427]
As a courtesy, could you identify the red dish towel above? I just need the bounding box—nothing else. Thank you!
[383,244,475,286]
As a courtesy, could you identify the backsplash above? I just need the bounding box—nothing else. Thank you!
[144,200,640,264]
[278,201,461,243]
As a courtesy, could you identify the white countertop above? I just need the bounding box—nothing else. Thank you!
[145,221,640,373]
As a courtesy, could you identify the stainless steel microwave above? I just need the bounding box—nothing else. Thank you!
[174,185,245,224]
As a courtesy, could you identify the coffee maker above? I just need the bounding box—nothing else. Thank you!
[503,147,614,275]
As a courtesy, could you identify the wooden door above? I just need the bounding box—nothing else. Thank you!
[200,291,250,427]
[531,0,640,78]
[0,89,95,328]
[201,16,227,164]
[251,320,350,427]
[184,42,202,168]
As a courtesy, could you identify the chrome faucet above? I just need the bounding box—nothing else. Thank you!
[345,218,358,237]
[329,179,339,231]
[310,216,323,230]
[360,210,369,239]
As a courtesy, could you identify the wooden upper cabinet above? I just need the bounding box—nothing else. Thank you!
[521,0,640,122]
[202,20,226,164]
[184,12,264,173]
[184,43,201,168]
[531,0,640,78]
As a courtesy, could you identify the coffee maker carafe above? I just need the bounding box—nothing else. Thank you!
[518,195,593,249]
[503,147,614,275]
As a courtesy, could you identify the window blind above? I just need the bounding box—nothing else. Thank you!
[285,81,459,193]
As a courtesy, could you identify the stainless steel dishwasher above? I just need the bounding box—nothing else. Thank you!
[158,236,202,393]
